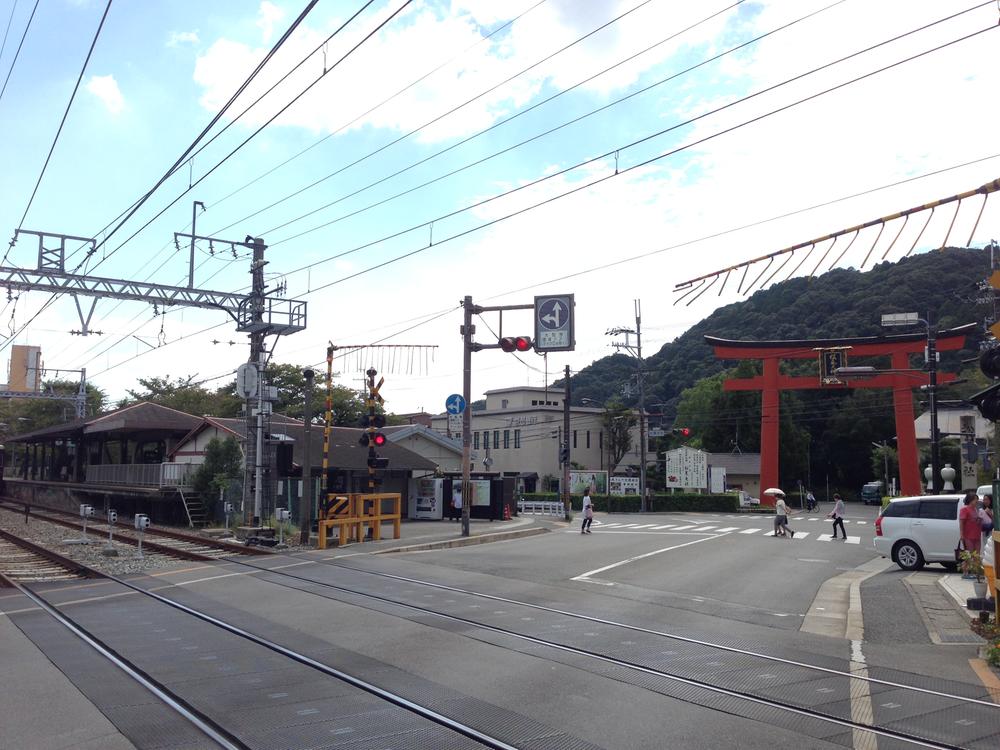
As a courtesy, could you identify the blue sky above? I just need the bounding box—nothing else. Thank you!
[0,0,997,415]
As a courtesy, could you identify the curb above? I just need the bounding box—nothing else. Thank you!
[374,526,549,554]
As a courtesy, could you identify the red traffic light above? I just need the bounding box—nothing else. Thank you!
[359,432,388,447]
[672,427,690,437]
[500,336,533,353]
[373,432,387,447]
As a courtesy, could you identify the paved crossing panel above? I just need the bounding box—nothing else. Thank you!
[714,527,739,533]
[690,525,716,531]
[739,528,762,535]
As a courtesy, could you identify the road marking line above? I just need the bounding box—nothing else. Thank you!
[792,532,810,540]
[618,524,642,528]
[671,525,699,530]
[739,528,762,534]
[857,521,867,525]
[808,518,819,521]
[572,535,719,583]
[846,536,861,544]
[818,534,833,541]
[601,523,625,527]
[690,525,716,531]
[714,527,739,533]
[630,524,657,529]
[650,524,676,530]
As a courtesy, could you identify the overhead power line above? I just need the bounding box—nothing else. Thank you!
[8,0,113,253]
[0,0,37,105]
[207,0,551,214]
[265,17,999,296]
[258,0,837,244]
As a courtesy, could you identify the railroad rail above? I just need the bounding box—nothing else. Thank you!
[223,555,1000,750]
[0,527,98,585]
[0,498,271,560]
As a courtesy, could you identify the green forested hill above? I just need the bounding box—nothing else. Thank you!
[568,246,994,495]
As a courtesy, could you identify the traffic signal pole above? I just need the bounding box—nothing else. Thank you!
[563,365,571,520]
[927,310,940,493]
[462,296,473,537]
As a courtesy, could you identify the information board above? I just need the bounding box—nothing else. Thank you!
[663,447,708,489]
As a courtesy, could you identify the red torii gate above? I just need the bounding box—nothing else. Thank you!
[706,324,975,499]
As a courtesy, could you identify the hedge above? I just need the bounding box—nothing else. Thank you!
[520,492,739,513]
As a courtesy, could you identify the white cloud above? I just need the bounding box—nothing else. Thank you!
[167,30,200,47]
[256,1,286,43]
[85,74,125,115]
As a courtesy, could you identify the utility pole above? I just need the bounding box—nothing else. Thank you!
[562,364,571,520]
[461,295,474,537]
[300,368,314,544]
[246,237,268,525]
[608,299,647,511]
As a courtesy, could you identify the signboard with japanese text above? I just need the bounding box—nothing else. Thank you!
[663,447,708,489]
[609,476,639,495]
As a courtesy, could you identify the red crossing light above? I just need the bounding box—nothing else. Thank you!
[672,427,691,437]
[373,432,387,447]
[500,336,533,353]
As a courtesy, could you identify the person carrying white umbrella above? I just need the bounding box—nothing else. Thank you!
[764,488,795,538]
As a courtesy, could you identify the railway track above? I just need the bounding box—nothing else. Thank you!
[218,554,1000,750]
[5,554,537,750]
[0,527,98,585]
[0,499,270,561]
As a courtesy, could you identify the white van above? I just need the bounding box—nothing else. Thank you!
[874,495,962,571]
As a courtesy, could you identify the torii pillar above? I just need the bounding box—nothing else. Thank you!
[707,324,974,500]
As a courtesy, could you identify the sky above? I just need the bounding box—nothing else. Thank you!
[0,0,998,416]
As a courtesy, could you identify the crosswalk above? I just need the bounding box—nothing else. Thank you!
[590,520,861,544]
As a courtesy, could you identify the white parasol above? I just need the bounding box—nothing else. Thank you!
[762,487,785,496]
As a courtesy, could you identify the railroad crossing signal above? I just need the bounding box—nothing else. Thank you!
[362,368,390,486]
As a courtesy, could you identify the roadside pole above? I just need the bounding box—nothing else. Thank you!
[461,296,473,537]
[563,364,571,520]
[300,368,314,544]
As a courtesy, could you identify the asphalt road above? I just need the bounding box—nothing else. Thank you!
[8,502,996,750]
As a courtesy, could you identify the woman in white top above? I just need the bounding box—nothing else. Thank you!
[773,493,795,538]
[581,488,594,534]
[830,494,846,539]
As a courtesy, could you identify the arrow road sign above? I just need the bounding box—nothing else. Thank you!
[446,393,466,415]
[534,294,575,352]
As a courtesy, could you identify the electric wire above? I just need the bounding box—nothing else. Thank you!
[0,0,19,68]
[255,0,833,243]
[9,0,113,249]
[275,20,999,296]
[212,0,708,237]
[85,0,416,276]
[0,0,36,105]
[207,0,551,213]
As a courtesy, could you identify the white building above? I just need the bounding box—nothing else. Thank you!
[429,386,651,486]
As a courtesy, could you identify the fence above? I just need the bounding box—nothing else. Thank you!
[84,462,195,488]
[516,498,564,517]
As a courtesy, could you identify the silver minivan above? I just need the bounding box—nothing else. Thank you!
[874,495,962,571]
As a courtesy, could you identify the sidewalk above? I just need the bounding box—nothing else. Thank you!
[312,514,558,556]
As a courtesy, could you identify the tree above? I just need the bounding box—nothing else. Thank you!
[265,363,367,425]
[120,375,240,416]
[190,437,243,513]
[602,398,637,469]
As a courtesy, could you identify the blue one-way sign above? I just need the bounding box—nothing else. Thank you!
[445,394,466,415]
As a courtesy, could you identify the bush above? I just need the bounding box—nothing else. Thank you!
[520,492,739,513]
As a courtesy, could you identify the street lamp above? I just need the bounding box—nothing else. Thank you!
[881,311,939,493]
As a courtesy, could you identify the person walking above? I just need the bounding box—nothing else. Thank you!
[450,484,463,522]
[581,487,594,534]
[829,493,846,539]
[772,492,794,538]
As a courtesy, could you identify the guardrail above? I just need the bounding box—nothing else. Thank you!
[517,499,564,517]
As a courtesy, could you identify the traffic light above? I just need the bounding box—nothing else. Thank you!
[500,336,533,353]
[559,444,569,464]
[672,427,691,437]
[358,432,387,447]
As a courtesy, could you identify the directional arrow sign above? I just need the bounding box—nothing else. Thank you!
[445,393,466,415]
[534,294,575,352]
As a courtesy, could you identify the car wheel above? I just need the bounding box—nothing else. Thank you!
[893,541,924,571]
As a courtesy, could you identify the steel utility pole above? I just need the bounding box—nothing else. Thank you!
[300,368,314,544]
[562,364,571,519]
[461,295,474,537]
[608,299,647,511]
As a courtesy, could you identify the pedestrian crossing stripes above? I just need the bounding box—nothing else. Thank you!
[587,521,861,544]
